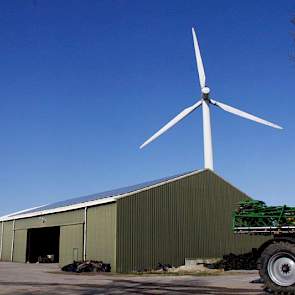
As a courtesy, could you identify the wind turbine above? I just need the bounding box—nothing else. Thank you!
[140,28,283,170]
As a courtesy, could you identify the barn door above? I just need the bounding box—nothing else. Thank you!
[13,229,27,262]
[59,224,83,267]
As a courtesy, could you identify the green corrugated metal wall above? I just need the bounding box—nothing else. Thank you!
[0,222,3,259]
[0,206,116,268]
[86,203,117,271]
[59,224,84,267]
[0,209,85,264]
[13,229,27,262]
[116,170,267,272]
[1,221,13,261]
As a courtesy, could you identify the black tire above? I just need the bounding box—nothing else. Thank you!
[258,241,295,294]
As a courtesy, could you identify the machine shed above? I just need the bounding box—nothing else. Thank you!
[0,169,266,272]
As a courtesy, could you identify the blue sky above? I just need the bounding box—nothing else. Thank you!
[0,1,294,216]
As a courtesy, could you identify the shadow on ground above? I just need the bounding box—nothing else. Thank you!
[0,279,267,295]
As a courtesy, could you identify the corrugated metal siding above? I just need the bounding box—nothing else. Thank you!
[117,170,267,272]
[86,203,117,272]
[59,224,83,267]
[15,209,84,230]
[13,230,27,262]
[1,221,13,261]
[0,222,3,259]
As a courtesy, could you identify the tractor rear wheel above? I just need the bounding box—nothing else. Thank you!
[258,241,295,294]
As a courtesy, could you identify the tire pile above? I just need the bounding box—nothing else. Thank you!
[61,260,111,273]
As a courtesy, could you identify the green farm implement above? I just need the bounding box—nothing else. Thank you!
[233,199,295,231]
[233,199,295,293]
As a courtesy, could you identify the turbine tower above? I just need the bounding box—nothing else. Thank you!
[140,28,282,170]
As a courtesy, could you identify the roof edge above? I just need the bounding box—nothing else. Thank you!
[0,169,205,222]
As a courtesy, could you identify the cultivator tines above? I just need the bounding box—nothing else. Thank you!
[233,199,295,228]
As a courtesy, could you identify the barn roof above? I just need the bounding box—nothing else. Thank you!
[0,169,203,221]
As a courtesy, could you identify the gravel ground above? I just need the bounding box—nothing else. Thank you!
[0,262,267,295]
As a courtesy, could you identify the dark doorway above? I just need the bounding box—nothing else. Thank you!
[26,226,60,263]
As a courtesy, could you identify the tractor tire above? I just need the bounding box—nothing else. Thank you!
[258,241,295,294]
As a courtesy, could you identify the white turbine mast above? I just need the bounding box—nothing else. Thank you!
[140,28,282,170]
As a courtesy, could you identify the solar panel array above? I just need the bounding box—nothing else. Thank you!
[10,170,194,217]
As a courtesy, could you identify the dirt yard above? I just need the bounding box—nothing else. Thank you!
[0,262,267,294]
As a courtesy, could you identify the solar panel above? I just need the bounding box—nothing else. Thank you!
[9,170,195,217]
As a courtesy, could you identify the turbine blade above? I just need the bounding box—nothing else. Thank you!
[210,99,283,129]
[140,100,202,149]
[192,27,206,89]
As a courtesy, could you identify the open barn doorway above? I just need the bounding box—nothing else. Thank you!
[26,226,60,263]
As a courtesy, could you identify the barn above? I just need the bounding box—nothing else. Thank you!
[0,169,265,272]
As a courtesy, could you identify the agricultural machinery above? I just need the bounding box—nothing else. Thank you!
[233,199,295,293]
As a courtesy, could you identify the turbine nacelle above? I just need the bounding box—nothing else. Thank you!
[202,87,210,95]
[201,86,210,100]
